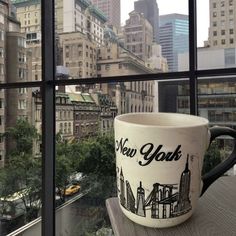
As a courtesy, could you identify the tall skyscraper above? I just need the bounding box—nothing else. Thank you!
[159,14,189,72]
[90,0,121,29]
[134,0,160,43]
[208,0,236,48]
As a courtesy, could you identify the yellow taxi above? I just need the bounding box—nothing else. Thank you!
[64,184,81,196]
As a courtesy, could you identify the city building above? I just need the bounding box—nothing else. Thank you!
[97,29,155,115]
[159,46,236,169]
[159,13,189,72]
[12,0,108,83]
[33,90,74,146]
[59,32,97,80]
[124,11,153,61]
[134,0,160,43]
[208,0,236,48]
[91,92,117,135]
[11,0,41,81]
[68,92,100,139]
[0,0,32,166]
[60,0,107,45]
[90,0,121,29]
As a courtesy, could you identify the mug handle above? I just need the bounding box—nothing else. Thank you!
[200,126,236,196]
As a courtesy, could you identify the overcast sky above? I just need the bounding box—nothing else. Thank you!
[120,0,209,47]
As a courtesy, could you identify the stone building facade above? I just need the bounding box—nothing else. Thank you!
[124,11,153,61]
[97,34,155,115]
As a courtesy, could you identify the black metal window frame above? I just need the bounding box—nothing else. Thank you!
[0,0,235,235]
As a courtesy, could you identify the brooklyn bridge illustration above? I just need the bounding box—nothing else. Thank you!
[118,157,192,219]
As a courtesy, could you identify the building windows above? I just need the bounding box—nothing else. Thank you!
[0,99,3,109]
[213,2,217,8]
[230,38,234,44]
[213,12,217,17]
[229,19,234,27]
[0,31,4,41]
[221,30,225,35]
[0,64,3,75]
[105,64,110,70]
[221,39,226,45]
[213,31,217,36]
[221,11,225,16]
[221,1,225,7]
[0,135,3,143]
[18,99,27,110]
[229,9,233,15]
[229,0,233,6]
[213,21,217,27]
[18,37,26,47]
[18,68,25,79]
[225,48,235,65]
[19,88,28,94]
[0,14,4,24]
[229,29,234,34]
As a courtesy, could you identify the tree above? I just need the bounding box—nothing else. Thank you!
[0,119,41,222]
[76,134,116,200]
[55,136,74,202]
[202,141,222,175]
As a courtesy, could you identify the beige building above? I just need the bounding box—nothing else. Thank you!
[208,0,236,48]
[124,11,153,61]
[12,0,108,82]
[12,0,41,81]
[97,36,155,115]
[59,32,97,80]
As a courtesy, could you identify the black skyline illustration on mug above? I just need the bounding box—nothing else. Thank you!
[118,157,192,219]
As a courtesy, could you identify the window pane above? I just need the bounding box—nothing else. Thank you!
[198,77,236,175]
[0,88,42,235]
[55,80,190,234]
[55,0,188,82]
[158,79,190,114]
[11,0,42,82]
[197,0,236,69]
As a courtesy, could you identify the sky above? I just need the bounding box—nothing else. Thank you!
[120,0,209,47]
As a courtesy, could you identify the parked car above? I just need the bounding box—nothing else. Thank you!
[63,184,81,196]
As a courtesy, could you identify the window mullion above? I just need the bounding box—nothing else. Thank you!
[189,0,198,115]
[41,0,55,235]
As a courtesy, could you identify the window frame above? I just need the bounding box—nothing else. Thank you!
[0,0,236,235]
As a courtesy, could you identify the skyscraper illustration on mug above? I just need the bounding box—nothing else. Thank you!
[118,157,192,219]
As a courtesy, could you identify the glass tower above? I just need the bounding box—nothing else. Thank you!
[159,14,189,72]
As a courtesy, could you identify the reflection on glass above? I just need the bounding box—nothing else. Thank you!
[0,88,42,235]
[157,79,190,114]
[198,78,236,175]
[198,79,236,129]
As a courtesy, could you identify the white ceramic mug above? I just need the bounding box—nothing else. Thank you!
[114,112,236,228]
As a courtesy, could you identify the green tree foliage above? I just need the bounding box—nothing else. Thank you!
[0,119,41,222]
[202,141,222,175]
[75,135,116,200]
[55,136,73,201]
[5,119,38,155]
[77,135,116,177]
[55,134,116,201]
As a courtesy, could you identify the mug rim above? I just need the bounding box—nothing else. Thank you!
[115,112,209,128]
